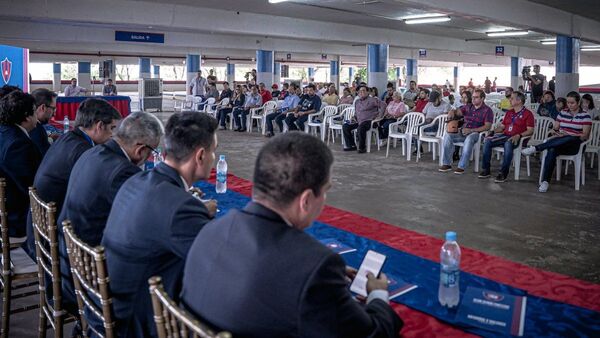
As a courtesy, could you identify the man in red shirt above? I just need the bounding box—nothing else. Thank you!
[259,82,273,103]
[413,88,429,113]
[479,91,534,182]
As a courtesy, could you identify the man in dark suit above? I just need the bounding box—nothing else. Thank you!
[0,91,41,237]
[29,88,57,157]
[57,111,164,317]
[25,98,121,258]
[101,112,218,337]
[181,132,403,337]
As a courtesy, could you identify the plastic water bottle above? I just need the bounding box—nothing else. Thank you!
[63,116,69,134]
[438,231,461,308]
[216,155,227,194]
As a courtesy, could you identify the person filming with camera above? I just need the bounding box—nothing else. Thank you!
[523,64,546,103]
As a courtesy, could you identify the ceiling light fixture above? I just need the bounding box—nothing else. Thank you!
[268,0,289,3]
[540,39,556,45]
[486,30,529,37]
[405,16,451,24]
[400,13,446,20]
[581,47,600,52]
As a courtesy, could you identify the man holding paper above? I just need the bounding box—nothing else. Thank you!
[181,133,402,337]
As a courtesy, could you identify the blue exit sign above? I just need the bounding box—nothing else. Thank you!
[115,31,164,44]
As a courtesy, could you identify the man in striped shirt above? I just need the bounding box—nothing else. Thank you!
[522,91,592,192]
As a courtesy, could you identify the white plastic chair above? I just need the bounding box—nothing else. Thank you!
[417,114,448,163]
[305,104,328,136]
[386,112,425,161]
[201,98,218,117]
[522,116,555,177]
[327,107,354,145]
[307,106,337,141]
[248,101,277,134]
[540,140,590,190]
[584,121,600,179]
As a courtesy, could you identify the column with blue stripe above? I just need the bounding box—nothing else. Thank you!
[308,67,315,82]
[367,44,389,96]
[330,57,340,88]
[226,63,235,84]
[186,54,201,94]
[349,67,354,83]
[139,57,151,79]
[256,50,274,88]
[77,61,91,92]
[153,65,160,78]
[453,66,459,89]
[406,58,418,85]
[52,63,61,92]
[273,62,281,87]
[395,67,401,87]
[510,56,522,91]
[555,35,580,97]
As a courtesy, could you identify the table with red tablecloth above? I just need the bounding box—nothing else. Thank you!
[54,95,131,121]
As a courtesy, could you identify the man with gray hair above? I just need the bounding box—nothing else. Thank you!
[56,111,164,316]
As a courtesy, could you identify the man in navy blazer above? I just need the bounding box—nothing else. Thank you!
[57,111,164,316]
[29,88,58,157]
[25,98,122,258]
[181,133,403,337]
[101,112,218,337]
[0,91,41,237]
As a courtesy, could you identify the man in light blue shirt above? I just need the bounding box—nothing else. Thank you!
[189,70,207,97]
[233,85,262,132]
[265,83,300,137]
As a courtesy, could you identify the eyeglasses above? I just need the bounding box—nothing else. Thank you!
[142,144,160,156]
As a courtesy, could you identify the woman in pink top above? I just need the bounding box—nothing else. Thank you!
[339,88,354,105]
[378,92,406,141]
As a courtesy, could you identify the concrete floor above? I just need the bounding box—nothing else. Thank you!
[3,99,599,337]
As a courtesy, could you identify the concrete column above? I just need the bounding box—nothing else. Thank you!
[367,44,389,96]
[349,67,354,83]
[510,56,523,91]
[273,62,281,87]
[256,50,274,88]
[52,62,61,92]
[330,57,340,89]
[406,58,418,85]
[453,66,459,89]
[555,35,580,98]
[139,57,151,79]
[308,67,315,82]
[153,65,160,78]
[77,61,91,91]
[226,63,235,84]
[186,54,201,93]
[395,67,401,87]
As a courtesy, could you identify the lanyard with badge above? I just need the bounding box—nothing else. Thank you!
[507,107,525,133]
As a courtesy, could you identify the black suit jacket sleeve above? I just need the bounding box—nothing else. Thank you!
[299,252,402,338]
[169,198,212,258]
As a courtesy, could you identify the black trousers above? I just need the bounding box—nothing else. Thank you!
[343,120,371,150]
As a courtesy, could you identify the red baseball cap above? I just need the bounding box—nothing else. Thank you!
[272,84,279,89]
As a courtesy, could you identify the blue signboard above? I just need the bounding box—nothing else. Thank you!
[115,31,164,44]
[419,49,427,57]
[0,44,29,92]
[495,46,505,56]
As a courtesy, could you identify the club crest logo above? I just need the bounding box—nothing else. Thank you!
[1,57,12,84]
[482,291,504,302]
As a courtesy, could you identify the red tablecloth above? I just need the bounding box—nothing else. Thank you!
[54,96,131,121]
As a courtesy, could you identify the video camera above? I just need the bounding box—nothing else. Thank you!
[522,66,531,79]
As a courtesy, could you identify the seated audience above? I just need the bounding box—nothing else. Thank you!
[205,83,220,100]
[216,86,245,129]
[370,87,379,99]
[439,89,493,174]
[382,82,395,104]
[378,91,406,142]
[271,84,281,99]
[422,90,451,132]
[267,83,300,137]
[413,88,429,113]
[339,87,354,105]
[522,91,592,192]
[259,82,273,103]
[233,85,262,132]
[480,91,534,182]
[102,79,118,96]
[218,81,233,101]
[0,91,41,237]
[30,88,57,157]
[537,90,558,119]
[322,84,339,106]
[555,97,567,117]
[181,132,403,337]
[64,78,87,97]
[499,87,513,112]
[343,85,385,153]
[25,98,121,257]
[57,112,164,320]
[284,83,321,132]
[403,80,418,102]
[102,112,217,337]
[278,83,289,99]
[581,93,599,120]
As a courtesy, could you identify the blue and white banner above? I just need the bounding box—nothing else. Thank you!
[1,45,29,92]
[115,31,164,44]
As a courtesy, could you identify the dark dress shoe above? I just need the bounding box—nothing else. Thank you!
[343,146,357,151]
[357,148,367,153]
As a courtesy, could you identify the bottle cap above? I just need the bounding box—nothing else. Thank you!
[445,231,457,241]
[219,155,225,161]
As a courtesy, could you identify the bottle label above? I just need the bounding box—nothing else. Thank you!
[217,172,227,184]
[441,270,460,287]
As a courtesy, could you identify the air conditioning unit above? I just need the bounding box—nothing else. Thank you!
[138,78,163,112]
